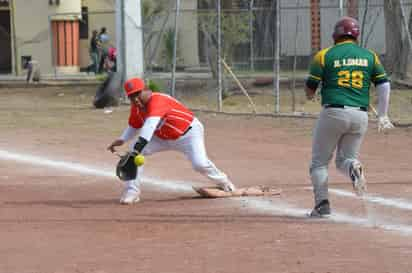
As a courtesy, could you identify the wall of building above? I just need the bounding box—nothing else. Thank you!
[53,0,81,19]
[13,0,52,74]
[13,0,81,75]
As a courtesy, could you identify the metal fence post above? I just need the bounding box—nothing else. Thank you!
[249,0,254,71]
[273,0,280,113]
[217,0,222,111]
[171,0,181,97]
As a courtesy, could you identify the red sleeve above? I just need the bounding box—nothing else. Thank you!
[146,94,169,118]
[128,105,144,129]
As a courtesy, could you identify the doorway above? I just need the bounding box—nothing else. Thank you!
[0,10,12,74]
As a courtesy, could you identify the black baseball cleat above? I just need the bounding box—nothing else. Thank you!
[309,199,331,218]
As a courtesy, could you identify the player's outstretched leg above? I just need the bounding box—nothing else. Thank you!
[179,118,236,192]
[350,161,366,195]
[193,159,236,192]
[335,121,367,196]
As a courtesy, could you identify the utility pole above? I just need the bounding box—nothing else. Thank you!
[339,0,344,17]
[116,0,144,84]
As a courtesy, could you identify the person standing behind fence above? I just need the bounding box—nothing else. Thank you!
[98,27,110,73]
[89,30,100,74]
[304,16,394,217]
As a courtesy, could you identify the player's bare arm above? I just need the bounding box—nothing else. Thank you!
[107,139,124,153]
[107,126,138,152]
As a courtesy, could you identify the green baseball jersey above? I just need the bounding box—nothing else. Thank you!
[306,40,388,107]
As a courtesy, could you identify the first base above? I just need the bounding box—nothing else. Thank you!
[193,186,281,198]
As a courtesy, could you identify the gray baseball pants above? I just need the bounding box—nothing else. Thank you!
[310,107,368,206]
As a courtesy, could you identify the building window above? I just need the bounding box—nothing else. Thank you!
[0,0,9,8]
[21,56,32,69]
[49,0,60,6]
[79,6,88,39]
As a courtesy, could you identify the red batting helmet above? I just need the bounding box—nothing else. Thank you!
[332,16,360,42]
[124,77,145,97]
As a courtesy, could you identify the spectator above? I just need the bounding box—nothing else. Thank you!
[89,30,100,74]
[98,27,110,73]
[98,27,110,44]
[104,47,117,73]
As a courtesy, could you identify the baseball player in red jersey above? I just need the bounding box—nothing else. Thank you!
[107,77,236,204]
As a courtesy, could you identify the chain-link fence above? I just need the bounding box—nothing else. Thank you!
[44,0,412,125]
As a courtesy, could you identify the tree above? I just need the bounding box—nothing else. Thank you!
[383,0,412,80]
[198,0,251,78]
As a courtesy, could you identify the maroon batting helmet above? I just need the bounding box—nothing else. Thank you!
[332,16,360,42]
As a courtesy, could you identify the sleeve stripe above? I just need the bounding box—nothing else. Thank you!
[320,51,326,67]
[320,47,330,67]
[308,74,321,81]
[375,74,386,79]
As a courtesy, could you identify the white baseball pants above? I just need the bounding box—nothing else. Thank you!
[124,118,231,191]
[310,108,368,205]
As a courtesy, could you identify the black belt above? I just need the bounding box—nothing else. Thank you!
[324,104,368,112]
[182,126,192,136]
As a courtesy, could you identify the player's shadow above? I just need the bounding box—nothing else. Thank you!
[3,199,118,208]
[2,195,236,208]
[1,193,222,208]
[2,197,310,224]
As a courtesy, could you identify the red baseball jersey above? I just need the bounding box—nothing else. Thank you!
[128,93,194,140]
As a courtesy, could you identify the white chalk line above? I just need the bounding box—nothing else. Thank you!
[304,186,412,212]
[1,149,412,235]
[243,198,412,235]
[0,150,193,192]
[329,188,412,211]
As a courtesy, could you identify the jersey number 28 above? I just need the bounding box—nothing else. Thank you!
[337,70,364,89]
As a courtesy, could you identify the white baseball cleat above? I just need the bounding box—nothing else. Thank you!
[216,181,236,192]
[120,188,141,205]
[350,162,366,195]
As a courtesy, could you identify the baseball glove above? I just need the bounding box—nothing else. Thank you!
[116,152,138,181]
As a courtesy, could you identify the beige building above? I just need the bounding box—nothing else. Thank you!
[0,0,116,75]
[0,0,200,76]
[1,0,81,75]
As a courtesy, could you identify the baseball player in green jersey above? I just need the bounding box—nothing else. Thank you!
[305,16,394,217]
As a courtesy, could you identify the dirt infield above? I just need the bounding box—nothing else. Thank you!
[1,85,412,273]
